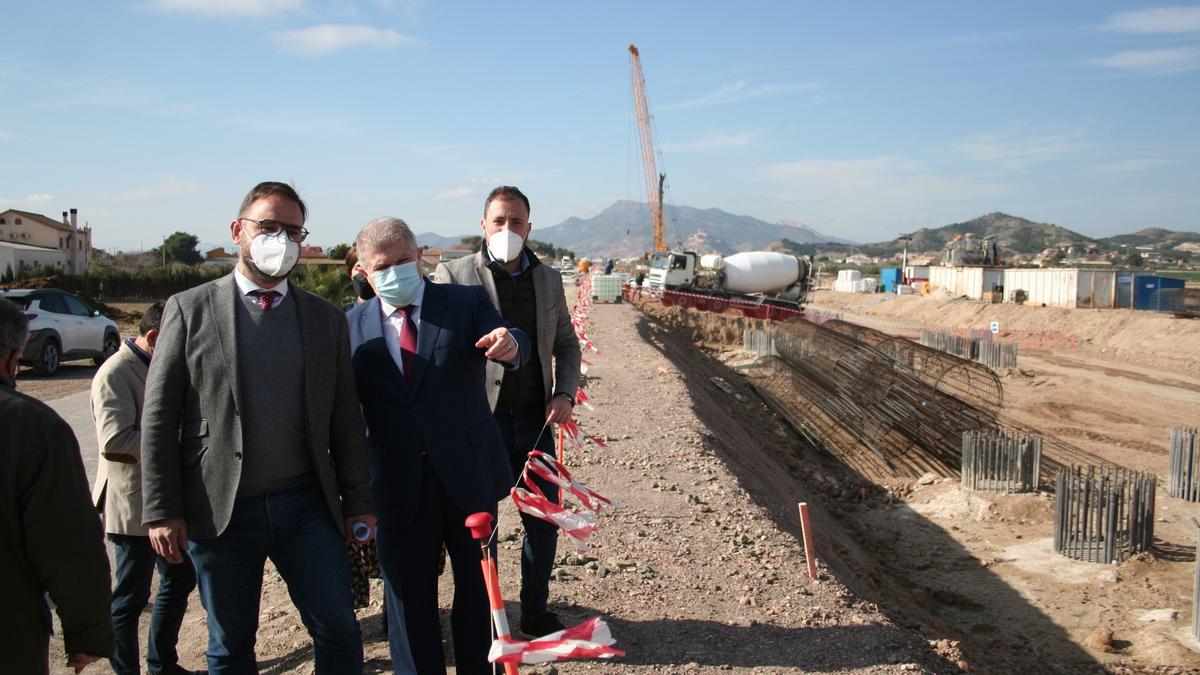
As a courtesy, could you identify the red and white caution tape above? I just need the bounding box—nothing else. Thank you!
[574,387,593,411]
[489,616,624,664]
[511,450,613,551]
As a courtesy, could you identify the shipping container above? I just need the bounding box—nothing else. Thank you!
[904,265,930,282]
[1002,268,1116,308]
[927,266,1003,301]
[880,268,903,293]
[1133,275,1186,312]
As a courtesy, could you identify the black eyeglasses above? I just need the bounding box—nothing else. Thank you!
[238,217,309,243]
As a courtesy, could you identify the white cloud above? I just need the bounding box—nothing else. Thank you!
[661,130,759,153]
[223,111,356,135]
[1103,7,1200,33]
[658,81,818,111]
[434,186,473,200]
[142,0,302,18]
[100,178,201,202]
[419,144,470,161]
[272,24,422,57]
[0,194,55,206]
[955,129,1088,168]
[0,131,14,141]
[1089,47,1200,75]
[1087,158,1169,175]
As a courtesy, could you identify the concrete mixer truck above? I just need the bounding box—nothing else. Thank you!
[642,250,813,320]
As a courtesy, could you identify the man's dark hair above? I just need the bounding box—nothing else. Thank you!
[139,301,166,336]
[483,186,530,218]
[0,297,29,355]
[239,181,308,222]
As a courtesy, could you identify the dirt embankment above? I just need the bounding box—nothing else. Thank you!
[634,296,1200,673]
[808,290,1200,375]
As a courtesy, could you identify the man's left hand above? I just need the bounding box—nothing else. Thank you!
[476,327,518,362]
[345,513,378,544]
[546,396,573,425]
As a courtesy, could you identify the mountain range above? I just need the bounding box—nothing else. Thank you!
[416,202,1199,261]
[416,200,851,258]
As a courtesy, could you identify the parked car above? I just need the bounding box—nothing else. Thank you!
[2,288,120,375]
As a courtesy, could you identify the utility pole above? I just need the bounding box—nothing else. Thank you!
[899,235,912,283]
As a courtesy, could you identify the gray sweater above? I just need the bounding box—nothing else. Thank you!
[235,292,313,496]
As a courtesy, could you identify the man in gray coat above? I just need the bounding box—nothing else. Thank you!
[91,301,197,675]
[0,293,113,674]
[141,181,375,673]
[433,185,581,636]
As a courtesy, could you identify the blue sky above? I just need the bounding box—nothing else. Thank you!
[2,1,1198,252]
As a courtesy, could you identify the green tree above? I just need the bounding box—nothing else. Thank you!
[458,235,482,250]
[1126,252,1144,268]
[1,264,12,283]
[158,231,203,265]
[328,243,351,260]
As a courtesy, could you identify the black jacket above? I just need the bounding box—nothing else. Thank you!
[0,382,113,673]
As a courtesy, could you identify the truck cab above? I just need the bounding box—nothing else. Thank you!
[646,251,696,291]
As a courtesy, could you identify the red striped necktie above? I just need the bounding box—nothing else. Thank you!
[397,304,417,382]
[248,290,281,311]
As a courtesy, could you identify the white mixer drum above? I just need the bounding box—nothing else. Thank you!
[721,252,800,294]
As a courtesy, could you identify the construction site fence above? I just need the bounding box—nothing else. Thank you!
[1168,427,1200,502]
[1053,466,1156,564]
[1194,521,1200,641]
[920,331,1019,370]
[961,430,1042,493]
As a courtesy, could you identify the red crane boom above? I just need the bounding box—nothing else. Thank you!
[628,44,667,253]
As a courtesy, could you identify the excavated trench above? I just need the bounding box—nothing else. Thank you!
[632,300,1119,674]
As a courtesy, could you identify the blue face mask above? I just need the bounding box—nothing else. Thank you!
[371,261,422,307]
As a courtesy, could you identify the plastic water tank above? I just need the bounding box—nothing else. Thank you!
[721,252,801,294]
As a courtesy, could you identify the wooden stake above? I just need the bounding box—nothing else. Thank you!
[798,502,818,580]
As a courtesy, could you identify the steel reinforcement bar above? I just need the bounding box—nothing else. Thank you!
[1053,465,1156,564]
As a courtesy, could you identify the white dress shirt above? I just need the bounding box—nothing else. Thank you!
[378,281,426,376]
[233,267,289,309]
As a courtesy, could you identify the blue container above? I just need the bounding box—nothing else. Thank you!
[1134,275,1185,312]
[881,268,903,293]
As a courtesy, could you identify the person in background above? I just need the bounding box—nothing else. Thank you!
[346,245,375,304]
[634,270,646,299]
[603,258,614,275]
[349,216,528,674]
[0,296,113,674]
[433,185,581,636]
[140,181,375,673]
[91,301,197,675]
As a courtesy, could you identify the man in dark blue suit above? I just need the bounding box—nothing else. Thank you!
[347,217,529,675]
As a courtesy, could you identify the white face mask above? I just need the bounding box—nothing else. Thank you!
[249,232,300,278]
[487,229,524,264]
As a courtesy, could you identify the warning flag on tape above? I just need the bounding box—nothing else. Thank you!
[489,616,624,664]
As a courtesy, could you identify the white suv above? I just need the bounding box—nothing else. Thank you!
[3,289,120,375]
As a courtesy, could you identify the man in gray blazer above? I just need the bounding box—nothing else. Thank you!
[91,301,197,675]
[433,185,581,636]
[141,182,375,674]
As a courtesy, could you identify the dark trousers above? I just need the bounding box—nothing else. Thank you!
[187,481,363,675]
[497,409,560,617]
[378,469,495,675]
[107,534,197,675]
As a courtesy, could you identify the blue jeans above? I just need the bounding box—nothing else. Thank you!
[497,409,560,616]
[187,481,363,674]
[108,534,196,675]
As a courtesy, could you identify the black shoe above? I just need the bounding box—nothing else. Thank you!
[519,611,566,637]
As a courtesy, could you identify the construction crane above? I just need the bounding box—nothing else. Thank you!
[628,44,667,253]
